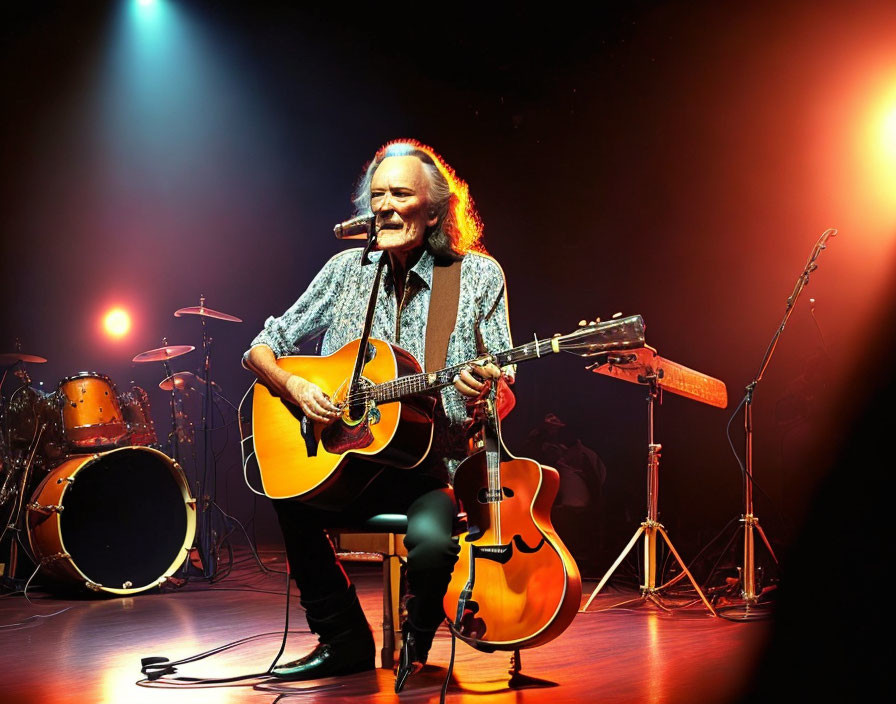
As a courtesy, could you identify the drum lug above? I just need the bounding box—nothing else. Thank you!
[122,580,133,589]
[84,580,104,592]
[55,476,75,485]
[27,502,64,515]
[186,498,197,509]
[40,551,70,565]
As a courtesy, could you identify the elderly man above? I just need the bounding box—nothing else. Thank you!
[245,141,513,691]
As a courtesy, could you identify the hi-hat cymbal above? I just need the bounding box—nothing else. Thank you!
[174,305,242,323]
[132,345,195,363]
[0,352,47,365]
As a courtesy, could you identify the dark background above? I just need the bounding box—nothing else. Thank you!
[1,0,894,609]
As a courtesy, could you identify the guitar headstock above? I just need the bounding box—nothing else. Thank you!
[554,314,646,357]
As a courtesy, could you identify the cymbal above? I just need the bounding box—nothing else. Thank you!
[132,345,195,363]
[174,305,242,323]
[0,352,47,365]
[159,372,202,391]
[159,371,199,391]
[159,371,219,393]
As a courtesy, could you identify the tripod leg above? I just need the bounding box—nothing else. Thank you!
[656,525,717,616]
[581,525,645,612]
[754,521,779,564]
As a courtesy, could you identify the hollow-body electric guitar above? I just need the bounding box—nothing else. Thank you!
[250,315,645,506]
[445,397,581,651]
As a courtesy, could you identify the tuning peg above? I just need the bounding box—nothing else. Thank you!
[578,319,588,327]
[611,312,622,319]
[593,317,601,324]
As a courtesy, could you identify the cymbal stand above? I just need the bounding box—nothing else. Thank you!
[719,228,836,619]
[581,373,716,615]
[160,338,181,466]
[196,295,219,579]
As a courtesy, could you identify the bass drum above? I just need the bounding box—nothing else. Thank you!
[27,446,196,595]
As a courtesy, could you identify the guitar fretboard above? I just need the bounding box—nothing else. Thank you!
[339,314,644,407]
[359,338,555,404]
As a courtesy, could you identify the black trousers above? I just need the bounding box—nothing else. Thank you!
[272,466,460,630]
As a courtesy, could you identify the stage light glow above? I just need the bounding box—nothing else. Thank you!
[103,308,132,338]
[131,0,163,24]
[883,103,896,158]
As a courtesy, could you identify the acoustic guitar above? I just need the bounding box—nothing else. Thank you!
[250,315,645,506]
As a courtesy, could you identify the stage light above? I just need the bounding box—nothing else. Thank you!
[103,308,132,338]
[132,0,162,22]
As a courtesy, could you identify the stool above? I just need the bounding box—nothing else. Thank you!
[334,514,409,669]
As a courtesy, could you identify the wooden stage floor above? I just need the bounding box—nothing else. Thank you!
[0,550,772,704]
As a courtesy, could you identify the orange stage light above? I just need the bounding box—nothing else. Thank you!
[861,79,896,213]
[883,102,896,158]
[103,308,131,338]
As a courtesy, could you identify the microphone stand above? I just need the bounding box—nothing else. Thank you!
[721,228,837,620]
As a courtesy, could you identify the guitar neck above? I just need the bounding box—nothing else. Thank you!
[371,338,555,404]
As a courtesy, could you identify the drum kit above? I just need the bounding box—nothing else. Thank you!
[0,298,242,595]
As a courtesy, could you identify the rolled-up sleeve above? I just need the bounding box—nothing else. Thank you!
[243,250,351,363]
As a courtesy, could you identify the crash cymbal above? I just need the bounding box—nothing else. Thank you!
[0,352,47,365]
[132,345,195,363]
[174,305,242,323]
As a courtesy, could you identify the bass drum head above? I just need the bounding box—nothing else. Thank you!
[46,447,194,593]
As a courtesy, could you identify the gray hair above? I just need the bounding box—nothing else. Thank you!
[352,142,461,261]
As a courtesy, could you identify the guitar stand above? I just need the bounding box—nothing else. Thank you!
[581,374,716,615]
[507,649,558,689]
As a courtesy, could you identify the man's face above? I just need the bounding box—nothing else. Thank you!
[370,156,438,254]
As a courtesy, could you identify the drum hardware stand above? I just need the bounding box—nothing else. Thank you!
[160,341,182,466]
[716,229,836,620]
[195,298,220,580]
[581,371,716,615]
[173,295,248,582]
[0,423,44,590]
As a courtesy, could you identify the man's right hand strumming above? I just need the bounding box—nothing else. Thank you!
[285,375,340,425]
[246,344,340,425]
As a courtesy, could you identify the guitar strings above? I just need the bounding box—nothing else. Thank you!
[337,338,553,407]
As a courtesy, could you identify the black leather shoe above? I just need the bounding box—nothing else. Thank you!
[394,627,434,693]
[272,641,375,681]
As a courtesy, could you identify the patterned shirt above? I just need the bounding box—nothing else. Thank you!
[246,247,514,481]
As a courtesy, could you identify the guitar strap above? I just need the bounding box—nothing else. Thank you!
[425,258,462,372]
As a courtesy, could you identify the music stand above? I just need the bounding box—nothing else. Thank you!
[580,347,726,615]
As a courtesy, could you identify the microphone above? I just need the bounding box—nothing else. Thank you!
[334,214,375,240]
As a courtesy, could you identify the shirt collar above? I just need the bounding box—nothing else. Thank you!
[378,248,435,291]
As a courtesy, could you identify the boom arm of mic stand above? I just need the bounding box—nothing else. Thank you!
[754,228,837,385]
[733,228,836,608]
